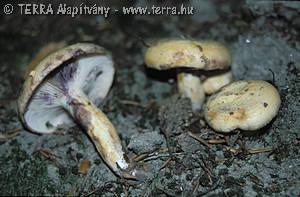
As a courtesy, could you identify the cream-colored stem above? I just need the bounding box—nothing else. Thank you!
[177,73,205,111]
[65,90,135,178]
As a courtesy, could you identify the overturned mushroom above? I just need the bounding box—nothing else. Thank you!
[144,39,232,110]
[204,80,281,132]
[18,43,136,178]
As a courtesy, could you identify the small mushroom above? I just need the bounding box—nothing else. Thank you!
[18,43,136,178]
[144,39,232,110]
[202,71,233,95]
[204,80,281,132]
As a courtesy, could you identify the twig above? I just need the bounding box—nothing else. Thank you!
[120,100,144,107]
[133,153,149,162]
[160,125,174,158]
[38,149,61,168]
[215,158,229,162]
[191,153,220,196]
[193,179,200,193]
[143,153,170,162]
[160,157,172,170]
[144,99,155,112]
[208,139,226,144]
[6,128,22,133]
[187,131,214,150]
[42,149,61,158]
[157,187,177,197]
[248,147,274,154]
[268,68,275,84]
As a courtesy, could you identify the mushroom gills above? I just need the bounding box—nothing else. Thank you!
[25,55,114,133]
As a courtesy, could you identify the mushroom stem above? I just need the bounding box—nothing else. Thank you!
[66,90,135,178]
[177,73,205,110]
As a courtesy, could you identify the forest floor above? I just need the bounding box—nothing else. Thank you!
[0,1,299,196]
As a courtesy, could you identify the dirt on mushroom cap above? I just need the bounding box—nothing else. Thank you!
[144,39,232,70]
[204,80,281,132]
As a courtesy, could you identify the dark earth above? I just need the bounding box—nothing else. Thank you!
[0,0,299,196]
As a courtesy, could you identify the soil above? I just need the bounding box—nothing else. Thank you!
[0,0,299,196]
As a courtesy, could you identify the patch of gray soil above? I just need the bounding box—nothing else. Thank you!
[0,0,299,196]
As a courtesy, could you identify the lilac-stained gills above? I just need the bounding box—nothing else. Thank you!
[37,91,55,105]
[48,61,79,92]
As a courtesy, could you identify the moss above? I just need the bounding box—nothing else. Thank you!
[167,181,179,191]
[185,173,193,181]
[219,168,228,175]
[76,153,83,161]
[199,174,210,187]
[224,187,244,197]
[252,184,265,194]
[269,142,291,164]
[58,165,79,186]
[206,151,218,168]
[165,171,172,179]
[223,149,233,158]
[224,159,233,167]
[0,154,61,196]
[223,176,245,188]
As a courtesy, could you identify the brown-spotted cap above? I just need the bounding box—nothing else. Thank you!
[144,39,231,70]
[18,43,115,134]
[204,80,281,132]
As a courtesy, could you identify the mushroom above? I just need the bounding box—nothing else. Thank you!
[144,39,232,110]
[202,71,233,95]
[18,43,136,178]
[204,80,281,132]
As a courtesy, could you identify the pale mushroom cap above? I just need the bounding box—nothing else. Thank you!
[202,71,233,94]
[18,43,115,134]
[144,39,231,70]
[204,80,281,132]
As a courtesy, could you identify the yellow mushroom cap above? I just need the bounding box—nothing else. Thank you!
[204,80,281,132]
[144,39,231,70]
